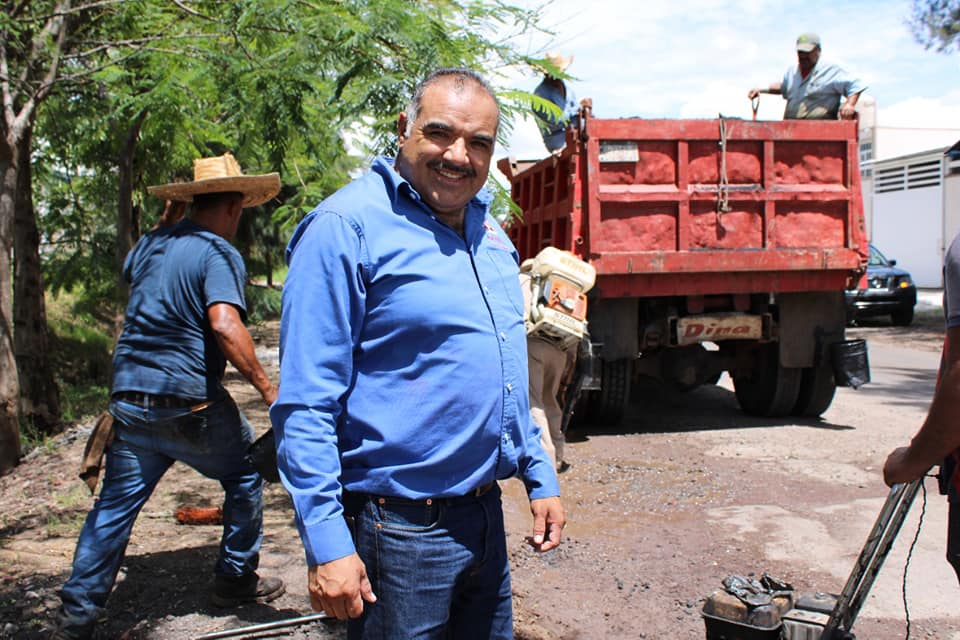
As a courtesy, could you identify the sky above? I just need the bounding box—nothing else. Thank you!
[495,0,960,159]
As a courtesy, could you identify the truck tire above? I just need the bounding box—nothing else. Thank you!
[733,344,802,417]
[791,364,837,417]
[588,358,631,426]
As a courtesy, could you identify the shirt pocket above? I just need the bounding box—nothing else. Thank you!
[484,248,525,318]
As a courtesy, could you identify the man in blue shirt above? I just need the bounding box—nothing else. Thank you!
[748,33,865,120]
[271,68,564,639]
[532,51,582,152]
[51,154,284,640]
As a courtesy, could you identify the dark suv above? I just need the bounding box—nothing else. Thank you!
[845,244,917,326]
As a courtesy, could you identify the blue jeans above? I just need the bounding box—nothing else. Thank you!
[58,395,262,630]
[948,500,960,586]
[346,485,513,640]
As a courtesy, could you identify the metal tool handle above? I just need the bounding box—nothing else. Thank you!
[192,612,329,640]
[821,479,923,638]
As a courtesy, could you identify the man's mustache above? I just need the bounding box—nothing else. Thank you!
[428,159,476,178]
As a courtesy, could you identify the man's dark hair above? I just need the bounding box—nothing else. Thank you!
[404,68,501,136]
[191,191,244,211]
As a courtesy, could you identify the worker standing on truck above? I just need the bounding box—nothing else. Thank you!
[884,228,960,587]
[533,51,588,152]
[271,68,564,638]
[50,153,284,640]
[747,32,865,120]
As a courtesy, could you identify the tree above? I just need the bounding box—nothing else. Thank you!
[3,0,548,474]
[910,0,960,52]
[1,1,75,471]
[1,0,184,470]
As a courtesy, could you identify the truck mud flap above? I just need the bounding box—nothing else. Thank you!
[830,339,870,388]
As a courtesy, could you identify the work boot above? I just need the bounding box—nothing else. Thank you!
[211,572,285,607]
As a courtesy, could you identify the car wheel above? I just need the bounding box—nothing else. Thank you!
[891,306,914,327]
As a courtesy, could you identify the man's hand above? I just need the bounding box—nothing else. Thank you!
[308,553,377,620]
[839,100,857,120]
[747,88,762,100]
[883,446,929,487]
[527,496,565,552]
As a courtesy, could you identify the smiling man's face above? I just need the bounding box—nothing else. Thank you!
[395,76,499,224]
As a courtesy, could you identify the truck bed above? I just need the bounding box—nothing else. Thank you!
[498,116,868,298]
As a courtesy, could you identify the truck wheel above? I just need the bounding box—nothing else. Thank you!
[791,364,836,417]
[589,358,631,426]
[733,344,802,417]
[891,306,914,327]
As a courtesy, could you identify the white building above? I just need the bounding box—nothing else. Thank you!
[858,97,960,287]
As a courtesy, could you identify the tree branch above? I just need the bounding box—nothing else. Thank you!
[63,32,223,62]
[12,0,130,23]
[0,36,15,132]
[170,0,212,20]
[20,2,67,90]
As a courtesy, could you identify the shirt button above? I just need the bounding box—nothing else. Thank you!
[502,434,510,443]
[499,332,506,341]
[506,383,513,393]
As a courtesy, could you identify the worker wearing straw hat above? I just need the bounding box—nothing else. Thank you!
[51,153,284,640]
[532,50,587,152]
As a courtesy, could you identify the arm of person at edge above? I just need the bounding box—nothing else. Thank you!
[748,82,783,99]
[208,302,277,406]
[269,211,376,620]
[884,324,960,486]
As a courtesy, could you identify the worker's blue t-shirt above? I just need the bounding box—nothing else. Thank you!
[111,219,247,401]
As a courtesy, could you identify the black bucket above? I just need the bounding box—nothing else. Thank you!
[831,339,870,388]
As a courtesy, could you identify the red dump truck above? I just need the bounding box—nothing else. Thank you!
[498,109,870,426]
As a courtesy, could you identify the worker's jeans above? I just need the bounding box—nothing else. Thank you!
[346,485,513,640]
[528,337,573,469]
[948,500,960,585]
[58,395,262,631]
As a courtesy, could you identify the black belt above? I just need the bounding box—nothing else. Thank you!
[346,481,498,510]
[112,391,205,409]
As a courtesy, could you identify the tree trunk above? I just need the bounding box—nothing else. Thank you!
[13,121,61,434]
[116,111,147,302]
[0,137,23,474]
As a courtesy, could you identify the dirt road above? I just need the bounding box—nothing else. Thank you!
[2,312,958,639]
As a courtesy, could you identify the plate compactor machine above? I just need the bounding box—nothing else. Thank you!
[701,479,923,640]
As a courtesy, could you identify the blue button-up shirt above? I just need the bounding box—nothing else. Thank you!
[781,61,865,120]
[533,79,579,151]
[270,157,560,567]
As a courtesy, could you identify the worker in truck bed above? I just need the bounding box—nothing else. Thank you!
[748,32,865,120]
[533,51,588,152]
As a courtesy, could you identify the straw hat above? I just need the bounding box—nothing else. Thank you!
[544,51,574,73]
[148,153,280,208]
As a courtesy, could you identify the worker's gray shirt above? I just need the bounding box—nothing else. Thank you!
[781,61,865,119]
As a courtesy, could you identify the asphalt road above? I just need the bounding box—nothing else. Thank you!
[502,328,960,639]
